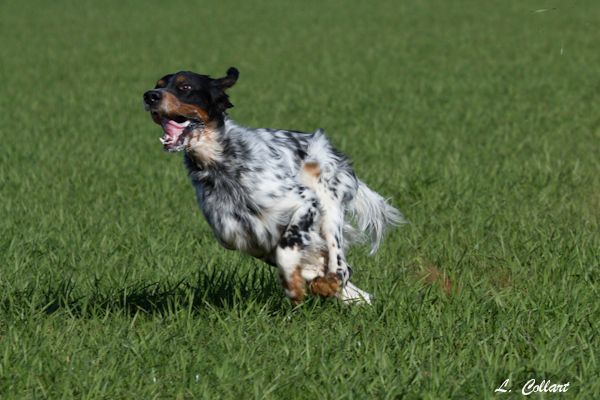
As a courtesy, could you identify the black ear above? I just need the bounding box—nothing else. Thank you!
[209,67,239,114]
[214,67,239,89]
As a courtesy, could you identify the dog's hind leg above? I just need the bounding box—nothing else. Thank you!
[340,282,372,304]
[301,161,352,284]
[300,160,373,304]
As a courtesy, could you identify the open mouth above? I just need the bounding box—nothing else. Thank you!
[152,112,201,152]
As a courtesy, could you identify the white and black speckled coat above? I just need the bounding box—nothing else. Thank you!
[144,68,405,304]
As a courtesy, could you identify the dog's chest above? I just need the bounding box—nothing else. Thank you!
[191,170,298,256]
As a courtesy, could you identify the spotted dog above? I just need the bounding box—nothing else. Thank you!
[143,67,404,304]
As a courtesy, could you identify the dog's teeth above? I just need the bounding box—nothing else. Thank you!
[159,137,166,144]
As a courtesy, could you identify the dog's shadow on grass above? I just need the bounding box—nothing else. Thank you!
[38,267,287,317]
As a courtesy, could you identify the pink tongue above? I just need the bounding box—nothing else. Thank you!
[161,119,185,138]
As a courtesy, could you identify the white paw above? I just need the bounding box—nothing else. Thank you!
[339,282,372,305]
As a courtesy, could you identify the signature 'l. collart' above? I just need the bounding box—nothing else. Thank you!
[495,378,570,395]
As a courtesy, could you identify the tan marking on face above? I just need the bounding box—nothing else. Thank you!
[160,92,210,122]
[303,161,321,178]
[175,75,187,84]
[309,273,340,298]
[156,79,166,88]
[282,267,306,305]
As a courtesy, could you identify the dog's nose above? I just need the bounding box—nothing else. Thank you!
[143,90,162,105]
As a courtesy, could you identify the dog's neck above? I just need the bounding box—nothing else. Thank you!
[184,118,228,168]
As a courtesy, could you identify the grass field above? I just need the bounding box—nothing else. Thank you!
[1,0,599,398]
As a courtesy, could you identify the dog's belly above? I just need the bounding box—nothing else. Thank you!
[211,211,284,258]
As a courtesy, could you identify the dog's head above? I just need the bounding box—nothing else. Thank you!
[143,67,239,152]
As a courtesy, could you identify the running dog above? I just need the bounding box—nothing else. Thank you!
[143,67,404,304]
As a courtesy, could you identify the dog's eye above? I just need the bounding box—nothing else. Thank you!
[178,84,192,92]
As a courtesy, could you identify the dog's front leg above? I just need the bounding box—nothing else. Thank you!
[275,199,321,305]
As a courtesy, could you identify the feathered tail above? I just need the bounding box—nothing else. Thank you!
[348,180,406,254]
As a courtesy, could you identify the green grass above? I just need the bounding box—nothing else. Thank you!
[1,0,599,398]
